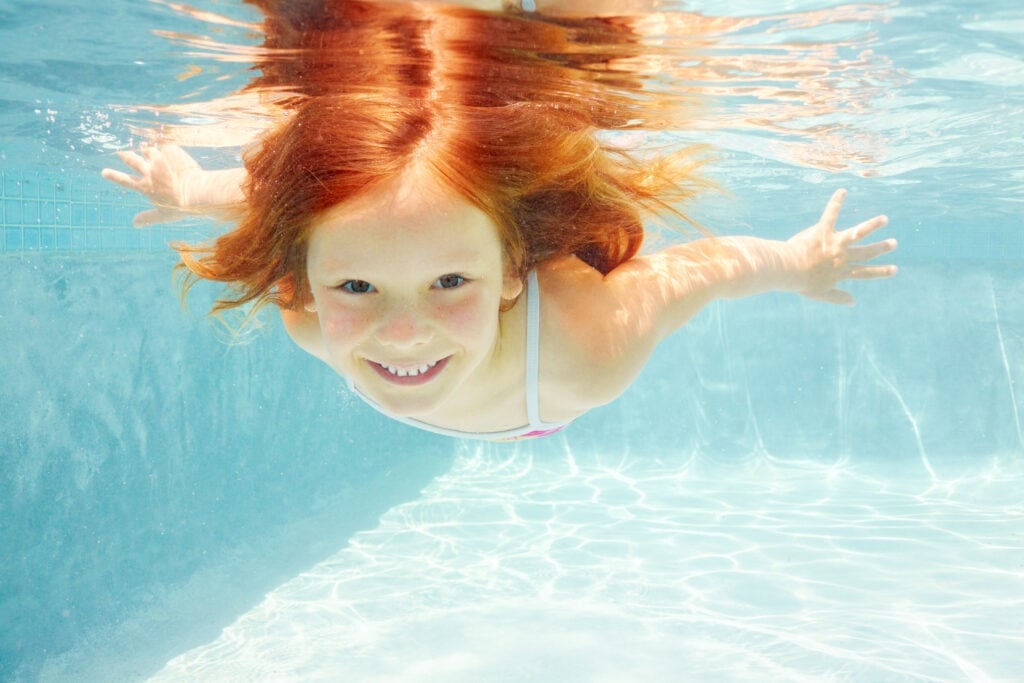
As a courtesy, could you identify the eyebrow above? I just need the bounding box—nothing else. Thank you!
[313,247,490,277]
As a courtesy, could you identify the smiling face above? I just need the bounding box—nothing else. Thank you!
[305,166,523,419]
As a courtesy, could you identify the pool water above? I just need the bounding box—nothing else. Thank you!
[2,1,1022,681]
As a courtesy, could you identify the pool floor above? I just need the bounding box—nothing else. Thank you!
[48,447,1023,682]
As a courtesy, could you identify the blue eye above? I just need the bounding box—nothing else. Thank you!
[434,274,466,289]
[339,280,375,294]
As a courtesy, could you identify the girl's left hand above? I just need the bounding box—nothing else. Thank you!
[788,189,898,305]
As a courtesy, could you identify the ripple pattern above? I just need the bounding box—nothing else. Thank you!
[152,448,1024,682]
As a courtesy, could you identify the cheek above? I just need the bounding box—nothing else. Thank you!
[437,292,499,340]
[320,305,373,342]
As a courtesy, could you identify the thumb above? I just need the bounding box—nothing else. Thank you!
[807,288,856,306]
[132,209,166,227]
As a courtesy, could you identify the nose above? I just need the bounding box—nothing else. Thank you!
[374,302,433,349]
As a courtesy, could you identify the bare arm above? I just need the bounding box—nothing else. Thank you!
[101,145,246,226]
[546,189,897,408]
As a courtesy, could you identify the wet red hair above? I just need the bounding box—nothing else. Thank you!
[176,1,709,313]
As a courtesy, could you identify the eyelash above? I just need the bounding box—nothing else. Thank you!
[336,274,468,294]
[434,274,467,289]
[339,280,375,294]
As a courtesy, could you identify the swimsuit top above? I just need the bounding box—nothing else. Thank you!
[347,270,569,441]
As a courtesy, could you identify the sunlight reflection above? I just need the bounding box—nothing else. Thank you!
[148,443,1024,681]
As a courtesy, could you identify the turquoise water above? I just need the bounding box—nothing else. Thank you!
[2,1,1022,681]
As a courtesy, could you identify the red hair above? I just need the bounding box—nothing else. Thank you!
[176,1,710,313]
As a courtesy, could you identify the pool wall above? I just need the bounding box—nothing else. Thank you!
[1,250,457,680]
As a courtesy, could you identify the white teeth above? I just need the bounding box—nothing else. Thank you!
[382,360,438,377]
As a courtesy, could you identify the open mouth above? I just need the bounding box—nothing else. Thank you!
[367,356,450,386]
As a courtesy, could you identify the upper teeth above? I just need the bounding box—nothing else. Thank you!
[383,361,438,377]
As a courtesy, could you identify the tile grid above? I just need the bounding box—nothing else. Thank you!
[1,169,204,252]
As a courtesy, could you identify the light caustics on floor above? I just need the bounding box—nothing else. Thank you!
[145,447,1024,683]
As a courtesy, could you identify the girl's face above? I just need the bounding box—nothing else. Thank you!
[305,171,522,419]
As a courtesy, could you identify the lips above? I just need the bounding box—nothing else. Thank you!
[368,356,450,386]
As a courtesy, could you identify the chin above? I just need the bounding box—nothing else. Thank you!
[370,390,445,419]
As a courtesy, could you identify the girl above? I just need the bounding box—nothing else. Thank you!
[102,1,897,440]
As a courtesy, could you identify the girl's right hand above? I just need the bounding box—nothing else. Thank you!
[101,145,204,227]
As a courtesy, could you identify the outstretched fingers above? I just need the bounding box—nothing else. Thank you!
[830,199,898,278]
[120,149,150,172]
[842,214,898,279]
[99,167,135,189]
[797,190,899,305]
[101,150,148,190]
[846,237,898,263]
[842,214,889,244]
[818,188,849,230]
[846,264,898,280]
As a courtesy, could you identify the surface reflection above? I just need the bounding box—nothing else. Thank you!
[130,0,901,175]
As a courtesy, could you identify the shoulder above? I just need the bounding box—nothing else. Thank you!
[534,257,660,415]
